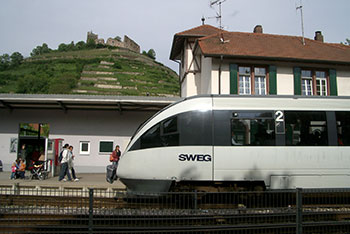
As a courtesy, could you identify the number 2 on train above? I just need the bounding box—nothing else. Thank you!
[275,110,285,134]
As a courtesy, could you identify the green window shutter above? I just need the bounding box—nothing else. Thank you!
[230,64,238,94]
[329,69,337,96]
[293,67,301,95]
[269,65,277,95]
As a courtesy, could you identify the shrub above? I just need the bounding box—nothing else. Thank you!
[113,62,122,69]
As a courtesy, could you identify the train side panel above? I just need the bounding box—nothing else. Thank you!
[118,146,213,193]
[214,146,350,189]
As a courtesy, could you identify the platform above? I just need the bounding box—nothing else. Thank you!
[0,171,126,190]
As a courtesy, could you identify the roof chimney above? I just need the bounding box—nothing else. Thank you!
[253,25,263,33]
[314,31,324,42]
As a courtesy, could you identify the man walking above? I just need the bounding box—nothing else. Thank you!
[58,144,72,182]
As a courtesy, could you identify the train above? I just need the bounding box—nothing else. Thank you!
[117,95,350,193]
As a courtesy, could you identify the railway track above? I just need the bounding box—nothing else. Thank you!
[1,189,350,233]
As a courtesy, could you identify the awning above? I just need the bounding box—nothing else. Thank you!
[0,94,182,112]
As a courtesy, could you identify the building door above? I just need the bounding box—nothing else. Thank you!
[18,123,49,169]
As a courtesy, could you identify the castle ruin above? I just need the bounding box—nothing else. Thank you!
[87,31,140,53]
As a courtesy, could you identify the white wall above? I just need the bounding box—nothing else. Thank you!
[337,70,350,96]
[210,61,230,95]
[0,109,154,173]
[201,56,212,95]
[277,66,294,95]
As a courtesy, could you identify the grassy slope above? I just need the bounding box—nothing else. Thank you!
[0,48,179,96]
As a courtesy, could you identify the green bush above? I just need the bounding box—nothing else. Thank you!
[113,62,122,69]
[16,74,50,93]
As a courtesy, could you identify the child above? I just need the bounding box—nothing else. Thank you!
[10,161,18,179]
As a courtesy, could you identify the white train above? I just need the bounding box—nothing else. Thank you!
[117,95,350,193]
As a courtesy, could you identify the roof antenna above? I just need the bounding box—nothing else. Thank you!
[296,0,305,45]
[208,0,226,29]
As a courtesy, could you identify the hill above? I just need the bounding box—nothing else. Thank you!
[0,47,179,97]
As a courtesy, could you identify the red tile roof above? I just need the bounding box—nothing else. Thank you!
[170,25,227,60]
[176,24,226,37]
[169,24,350,65]
[198,32,350,65]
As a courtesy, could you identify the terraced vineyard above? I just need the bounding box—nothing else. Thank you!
[0,47,179,97]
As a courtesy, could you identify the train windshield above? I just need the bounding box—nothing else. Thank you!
[129,110,212,151]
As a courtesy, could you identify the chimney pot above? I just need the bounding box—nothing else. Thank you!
[253,25,263,33]
[314,31,324,42]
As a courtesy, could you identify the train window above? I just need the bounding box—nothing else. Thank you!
[140,123,162,149]
[161,116,179,147]
[231,117,275,146]
[162,117,177,134]
[178,110,212,146]
[285,111,328,146]
[335,112,350,146]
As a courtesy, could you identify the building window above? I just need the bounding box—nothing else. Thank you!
[301,69,328,96]
[99,141,114,153]
[80,141,90,155]
[254,67,267,95]
[239,67,251,95]
[316,71,327,96]
[301,70,313,95]
[239,66,267,95]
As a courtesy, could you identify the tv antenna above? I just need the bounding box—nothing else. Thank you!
[208,0,226,29]
[296,0,305,45]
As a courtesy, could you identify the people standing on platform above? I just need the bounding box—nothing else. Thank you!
[58,144,72,182]
[68,145,79,182]
[107,145,121,183]
[110,145,121,166]
[17,158,26,179]
[20,144,28,169]
[10,160,18,179]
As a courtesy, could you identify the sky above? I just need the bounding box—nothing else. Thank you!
[0,0,349,72]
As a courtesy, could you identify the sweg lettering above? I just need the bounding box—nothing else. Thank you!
[178,154,212,162]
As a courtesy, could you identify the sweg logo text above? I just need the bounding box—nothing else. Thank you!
[178,154,212,162]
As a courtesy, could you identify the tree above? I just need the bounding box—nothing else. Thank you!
[75,41,86,50]
[31,45,42,56]
[10,52,24,67]
[58,43,68,52]
[147,49,156,60]
[67,41,75,51]
[86,38,96,49]
[0,54,10,70]
[114,36,122,42]
[41,43,51,54]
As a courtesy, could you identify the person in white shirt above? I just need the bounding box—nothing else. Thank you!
[68,146,79,182]
[58,144,72,182]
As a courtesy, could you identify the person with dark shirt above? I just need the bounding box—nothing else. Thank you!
[111,145,121,166]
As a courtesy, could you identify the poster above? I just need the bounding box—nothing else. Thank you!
[10,138,17,153]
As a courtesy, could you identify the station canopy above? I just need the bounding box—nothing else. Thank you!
[0,94,181,112]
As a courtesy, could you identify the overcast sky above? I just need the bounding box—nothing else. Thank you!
[1,0,349,72]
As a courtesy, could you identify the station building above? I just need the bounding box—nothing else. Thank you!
[170,24,350,98]
[0,94,179,173]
